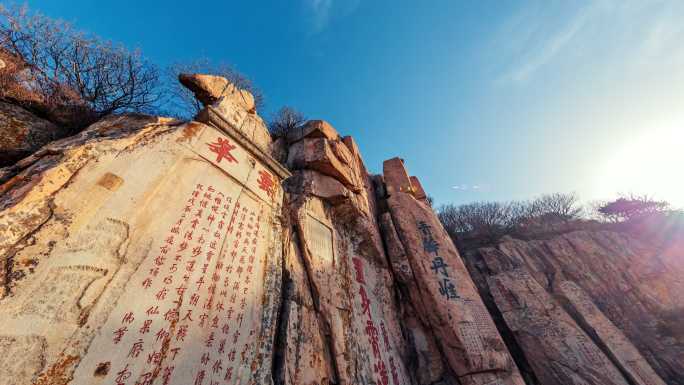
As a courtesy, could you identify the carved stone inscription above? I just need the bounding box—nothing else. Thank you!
[305,215,334,266]
[72,180,273,385]
[351,257,408,385]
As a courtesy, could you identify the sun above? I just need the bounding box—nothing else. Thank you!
[594,127,684,208]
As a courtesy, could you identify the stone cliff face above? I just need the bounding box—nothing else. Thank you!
[463,230,683,385]
[0,74,680,385]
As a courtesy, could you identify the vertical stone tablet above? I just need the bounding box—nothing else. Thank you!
[382,158,526,385]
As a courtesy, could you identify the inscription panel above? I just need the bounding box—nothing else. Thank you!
[305,215,334,266]
[71,128,281,385]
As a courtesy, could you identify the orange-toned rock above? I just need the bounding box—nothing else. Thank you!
[341,135,360,159]
[381,156,526,385]
[0,113,288,385]
[383,158,413,196]
[410,176,427,201]
[282,159,412,385]
[473,231,684,385]
[284,170,352,204]
[178,73,255,110]
[385,191,524,385]
[285,119,339,144]
[557,280,667,385]
[488,268,630,385]
[287,138,360,192]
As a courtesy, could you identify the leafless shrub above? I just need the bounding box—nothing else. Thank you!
[0,4,161,127]
[438,201,518,243]
[163,59,263,120]
[529,192,583,220]
[597,193,671,222]
[438,192,584,243]
[268,106,306,139]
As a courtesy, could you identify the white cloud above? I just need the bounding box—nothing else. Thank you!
[303,0,360,33]
[494,1,684,84]
[306,0,334,33]
[493,1,608,83]
[452,184,482,191]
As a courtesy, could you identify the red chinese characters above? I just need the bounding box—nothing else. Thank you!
[352,257,402,385]
[104,179,272,385]
[256,170,276,200]
[207,137,238,164]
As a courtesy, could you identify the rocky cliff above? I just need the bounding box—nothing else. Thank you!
[463,228,683,385]
[0,74,680,385]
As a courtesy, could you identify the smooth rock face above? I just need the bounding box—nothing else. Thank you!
[0,101,68,166]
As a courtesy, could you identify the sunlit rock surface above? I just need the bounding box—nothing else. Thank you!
[466,230,681,385]
[0,74,681,385]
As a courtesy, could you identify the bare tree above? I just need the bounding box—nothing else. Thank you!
[597,194,671,222]
[528,192,583,222]
[164,59,264,120]
[0,5,161,126]
[268,106,306,139]
[438,201,520,242]
[438,192,585,243]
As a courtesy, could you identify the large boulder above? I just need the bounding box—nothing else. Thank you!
[181,73,273,155]
[0,100,69,166]
[178,73,255,111]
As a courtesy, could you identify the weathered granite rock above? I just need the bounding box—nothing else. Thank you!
[383,157,413,197]
[188,74,272,155]
[488,268,630,385]
[179,73,255,111]
[287,138,361,192]
[409,176,427,202]
[0,106,288,385]
[285,120,340,144]
[380,158,526,385]
[557,281,667,385]
[278,122,417,385]
[474,230,683,385]
[284,170,353,204]
[3,70,681,385]
[0,101,69,166]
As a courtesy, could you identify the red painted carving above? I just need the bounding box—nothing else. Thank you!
[207,137,238,164]
[256,170,276,199]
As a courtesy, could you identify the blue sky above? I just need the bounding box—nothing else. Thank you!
[24,0,684,207]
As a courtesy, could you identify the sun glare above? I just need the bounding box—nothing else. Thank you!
[595,127,684,208]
